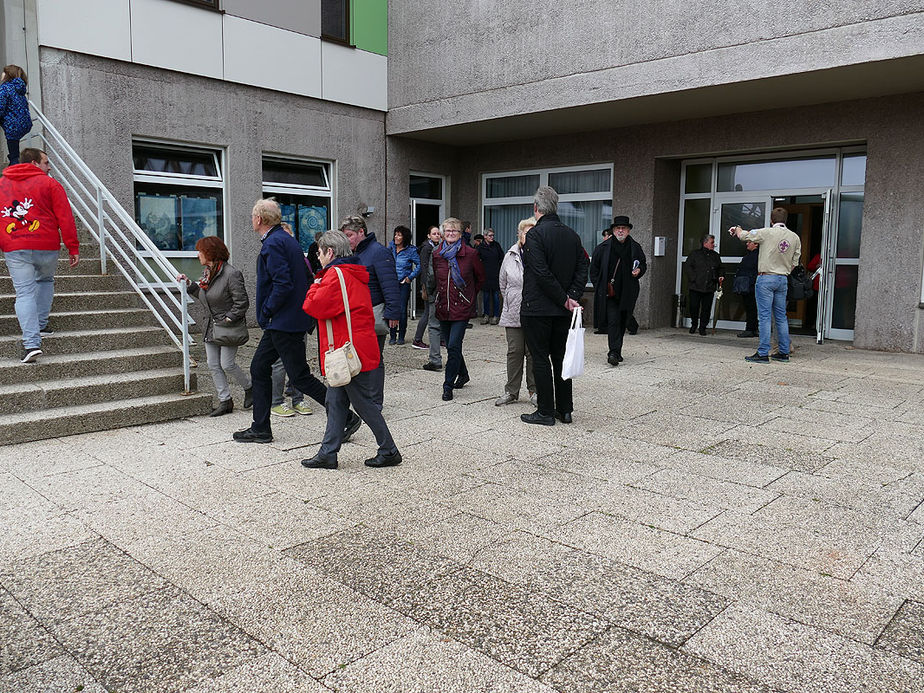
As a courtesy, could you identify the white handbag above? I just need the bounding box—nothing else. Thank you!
[323,267,363,387]
[561,306,585,380]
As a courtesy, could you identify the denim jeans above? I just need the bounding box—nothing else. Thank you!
[756,274,791,356]
[271,357,303,406]
[6,137,20,165]
[440,319,469,392]
[483,289,501,318]
[318,369,397,458]
[5,249,59,348]
[390,282,412,341]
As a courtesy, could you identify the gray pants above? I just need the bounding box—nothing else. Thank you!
[425,300,441,366]
[271,358,303,406]
[318,369,397,459]
[505,326,535,397]
[204,342,251,402]
[413,298,429,341]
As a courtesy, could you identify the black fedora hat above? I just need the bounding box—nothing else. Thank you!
[611,215,633,229]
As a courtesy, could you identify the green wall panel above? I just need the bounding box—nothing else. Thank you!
[351,0,388,55]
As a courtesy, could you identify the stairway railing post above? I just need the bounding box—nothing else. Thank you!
[96,186,107,275]
[180,283,191,394]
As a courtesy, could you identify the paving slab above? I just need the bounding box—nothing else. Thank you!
[876,600,924,664]
[684,602,924,693]
[700,438,834,473]
[0,587,63,676]
[542,626,776,693]
[390,566,609,677]
[324,627,558,692]
[631,467,779,513]
[186,652,326,692]
[0,655,106,693]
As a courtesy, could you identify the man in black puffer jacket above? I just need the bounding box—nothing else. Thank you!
[685,234,724,336]
[520,186,589,427]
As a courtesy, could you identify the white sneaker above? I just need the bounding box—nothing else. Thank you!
[495,393,517,406]
[529,392,538,407]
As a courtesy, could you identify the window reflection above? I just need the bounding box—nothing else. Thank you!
[841,155,867,186]
[682,198,710,256]
[717,157,836,192]
[832,266,858,330]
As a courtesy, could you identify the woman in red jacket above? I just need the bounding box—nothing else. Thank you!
[300,230,401,470]
[426,217,485,401]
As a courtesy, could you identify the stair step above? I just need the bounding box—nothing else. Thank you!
[0,308,156,334]
[0,257,103,275]
[0,274,125,293]
[0,367,196,415]
[0,391,214,445]
[0,325,172,358]
[0,290,141,314]
[0,345,185,385]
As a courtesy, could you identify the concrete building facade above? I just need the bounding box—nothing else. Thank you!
[3,1,924,351]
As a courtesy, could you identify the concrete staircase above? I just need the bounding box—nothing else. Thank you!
[0,239,213,444]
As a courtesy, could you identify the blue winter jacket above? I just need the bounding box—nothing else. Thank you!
[0,78,32,140]
[389,241,421,282]
[354,232,402,320]
[255,225,311,332]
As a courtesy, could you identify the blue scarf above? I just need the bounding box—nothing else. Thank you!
[439,239,466,288]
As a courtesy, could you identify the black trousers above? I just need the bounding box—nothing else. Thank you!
[744,291,758,333]
[606,299,628,358]
[250,330,327,434]
[688,290,713,331]
[522,314,572,416]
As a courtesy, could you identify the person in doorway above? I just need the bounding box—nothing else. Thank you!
[340,214,401,409]
[520,186,589,426]
[685,234,724,335]
[735,240,759,338]
[300,231,401,470]
[388,225,420,345]
[0,65,32,166]
[233,198,359,443]
[177,236,252,417]
[477,227,504,324]
[427,217,484,401]
[414,226,443,371]
[0,148,78,363]
[461,220,473,246]
[729,206,801,363]
[590,227,613,334]
[589,215,646,366]
[495,217,537,406]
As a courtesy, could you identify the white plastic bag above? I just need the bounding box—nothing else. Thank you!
[561,307,585,380]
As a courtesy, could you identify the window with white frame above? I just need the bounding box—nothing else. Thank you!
[262,157,333,264]
[132,142,225,281]
[482,165,612,259]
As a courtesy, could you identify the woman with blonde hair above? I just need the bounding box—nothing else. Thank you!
[495,217,537,406]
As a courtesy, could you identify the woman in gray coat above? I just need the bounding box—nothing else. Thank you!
[177,236,252,416]
[495,217,536,406]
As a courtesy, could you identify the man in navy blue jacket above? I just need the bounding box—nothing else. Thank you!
[340,215,401,409]
[234,198,360,443]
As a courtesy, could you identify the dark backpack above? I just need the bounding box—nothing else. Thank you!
[788,265,814,301]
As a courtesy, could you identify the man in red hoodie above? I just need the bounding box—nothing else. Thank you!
[0,148,78,362]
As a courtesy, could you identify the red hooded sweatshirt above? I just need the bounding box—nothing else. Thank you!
[0,164,78,254]
[303,260,381,375]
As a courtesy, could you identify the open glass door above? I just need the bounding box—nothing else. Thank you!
[815,190,834,343]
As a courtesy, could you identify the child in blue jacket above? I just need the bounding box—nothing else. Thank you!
[0,65,33,165]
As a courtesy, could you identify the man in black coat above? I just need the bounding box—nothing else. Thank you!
[685,234,724,336]
[477,228,505,324]
[735,241,759,337]
[589,216,646,366]
[520,186,589,426]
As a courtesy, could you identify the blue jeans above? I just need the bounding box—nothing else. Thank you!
[271,358,303,406]
[390,282,412,341]
[483,289,501,317]
[440,319,469,392]
[756,274,791,356]
[5,249,59,348]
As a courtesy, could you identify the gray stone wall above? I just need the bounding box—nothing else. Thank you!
[387,2,923,133]
[443,92,924,352]
[38,48,386,324]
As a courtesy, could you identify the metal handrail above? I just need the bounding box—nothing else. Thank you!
[28,101,193,393]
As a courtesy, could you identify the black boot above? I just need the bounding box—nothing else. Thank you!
[209,399,233,417]
[243,387,253,409]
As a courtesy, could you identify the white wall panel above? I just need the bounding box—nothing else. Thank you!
[222,16,320,98]
[130,0,222,79]
[37,0,131,62]
[321,43,387,112]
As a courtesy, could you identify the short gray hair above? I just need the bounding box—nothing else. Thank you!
[533,186,559,215]
[339,215,367,235]
[318,230,352,259]
[701,234,715,246]
[252,198,282,226]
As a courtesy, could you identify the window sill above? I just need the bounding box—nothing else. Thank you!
[321,35,356,49]
[168,0,224,13]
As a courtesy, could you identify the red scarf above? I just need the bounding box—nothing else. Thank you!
[198,261,222,291]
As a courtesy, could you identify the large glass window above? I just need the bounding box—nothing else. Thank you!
[262,157,333,257]
[717,156,836,192]
[321,0,349,42]
[482,165,612,263]
[132,142,224,280]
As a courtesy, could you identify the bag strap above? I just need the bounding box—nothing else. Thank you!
[570,306,582,329]
[609,257,621,283]
[325,267,354,351]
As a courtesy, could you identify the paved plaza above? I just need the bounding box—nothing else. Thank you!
[2,324,924,692]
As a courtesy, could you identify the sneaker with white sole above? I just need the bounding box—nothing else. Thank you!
[271,403,296,417]
[293,402,313,415]
[20,347,42,363]
[495,393,517,406]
